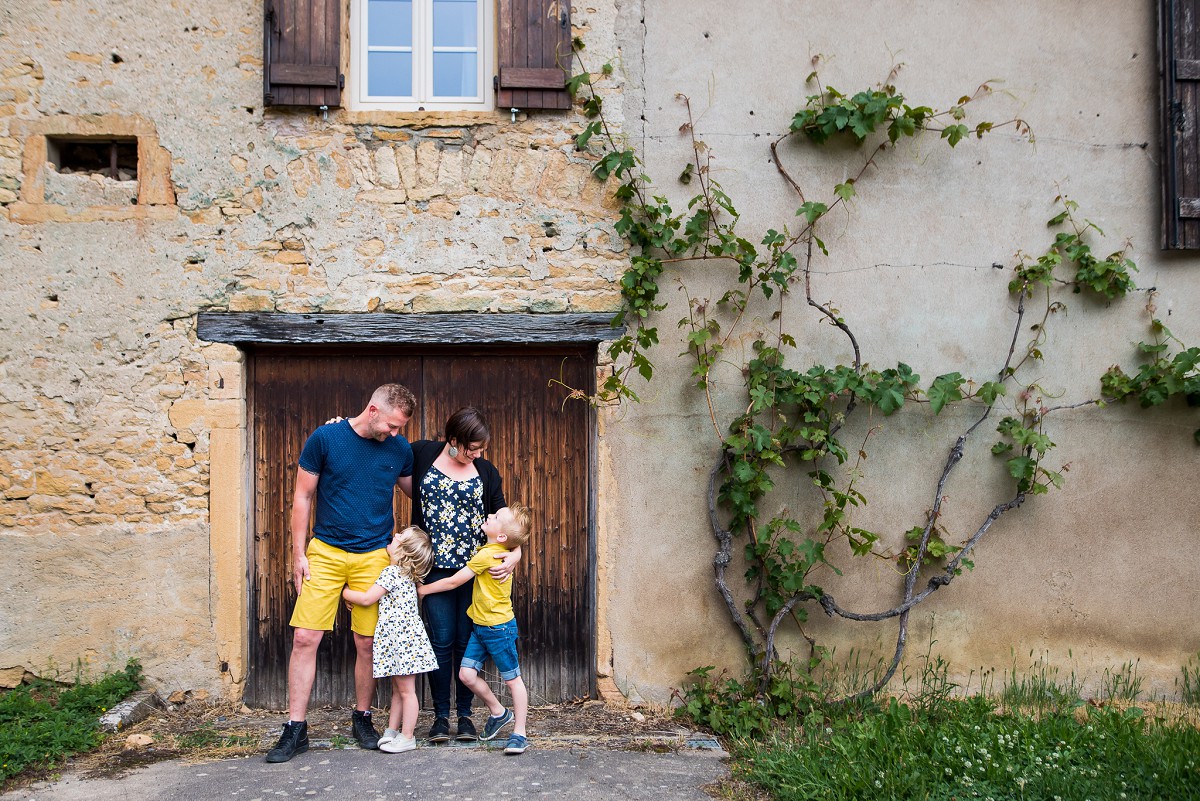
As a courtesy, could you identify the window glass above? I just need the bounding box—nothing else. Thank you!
[368,0,413,47]
[368,52,413,96]
[355,0,491,109]
[432,52,477,97]
[432,0,476,48]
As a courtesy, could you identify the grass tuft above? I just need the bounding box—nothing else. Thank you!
[735,697,1200,801]
[681,645,1200,801]
[1180,654,1200,706]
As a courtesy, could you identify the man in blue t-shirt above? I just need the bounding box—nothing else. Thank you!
[266,383,416,764]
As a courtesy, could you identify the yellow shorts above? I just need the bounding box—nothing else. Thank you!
[289,537,390,636]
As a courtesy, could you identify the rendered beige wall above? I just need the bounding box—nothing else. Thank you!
[597,0,1200,703]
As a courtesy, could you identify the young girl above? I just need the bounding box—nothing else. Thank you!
[342,526,439,753]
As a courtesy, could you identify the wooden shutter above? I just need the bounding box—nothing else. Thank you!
[264,0,343,108]
[497,0,572,111]
[1162,0,1200,248]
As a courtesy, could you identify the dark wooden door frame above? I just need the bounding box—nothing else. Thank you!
[197,312,618,346]
[199,312,619,705]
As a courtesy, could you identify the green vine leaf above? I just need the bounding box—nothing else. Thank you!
[928,372,966,415]
[978,381,1007,405]
[565,71,591,96]
[798,201,828,224]
[941,123,968,147]
[575,120,602,151]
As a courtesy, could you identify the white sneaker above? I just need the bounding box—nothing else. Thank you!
[377,728,400,747]
[379,735,416,753]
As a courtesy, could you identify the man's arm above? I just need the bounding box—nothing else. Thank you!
[485,501,520,580]
[417,566,474,597]
[343,584,388,606]
[488,544,521,581]
[291,468,319,595]
[396,474,413,498]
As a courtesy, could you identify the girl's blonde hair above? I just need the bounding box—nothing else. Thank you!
[390,525,434,580]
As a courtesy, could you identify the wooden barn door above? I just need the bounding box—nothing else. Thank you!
[245,346,594,709]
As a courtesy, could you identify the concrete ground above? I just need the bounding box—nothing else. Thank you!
[1,743,729,801]
[1,700,731,801]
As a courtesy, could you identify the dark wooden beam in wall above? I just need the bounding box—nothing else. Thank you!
[197,312,622,345]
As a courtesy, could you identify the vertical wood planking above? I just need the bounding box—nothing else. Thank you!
[248,347,592,708]
[1165,0,1200,248]
[294,0,311,107]
[540,0,567,110]
[497,0,513,109]
[1180,0,1193,245]
[267,0,342,108]
[496,0,569,111]
[248,352,422,708]
[1166,0,1176,247]
[323,0,341,107]
[1185,0,1200,246]
[513,0,531,110]
[422,350,593,702]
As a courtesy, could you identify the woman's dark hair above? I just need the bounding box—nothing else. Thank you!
[444,406,491,446]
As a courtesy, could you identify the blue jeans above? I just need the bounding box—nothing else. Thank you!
[423,568,475,719]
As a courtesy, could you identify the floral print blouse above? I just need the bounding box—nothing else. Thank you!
[421,465,485,569]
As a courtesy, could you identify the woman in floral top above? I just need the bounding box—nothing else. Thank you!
[409,407,520,743]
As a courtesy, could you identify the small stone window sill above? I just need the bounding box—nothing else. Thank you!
[8,114,176,224]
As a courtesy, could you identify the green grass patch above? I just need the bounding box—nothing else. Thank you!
[0,660,142,783]
[1181,654,1200,706]
[734,696,1200,801]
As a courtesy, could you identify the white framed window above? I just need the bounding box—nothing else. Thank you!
[352,0,494,111]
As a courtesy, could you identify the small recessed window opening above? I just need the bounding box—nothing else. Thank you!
[46,136,138,181]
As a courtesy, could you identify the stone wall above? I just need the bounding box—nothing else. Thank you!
[0,0,626,694]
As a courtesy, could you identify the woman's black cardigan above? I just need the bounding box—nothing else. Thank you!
[408,439,507,532]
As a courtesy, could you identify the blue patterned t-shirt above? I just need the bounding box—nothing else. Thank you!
[298,420,413,553]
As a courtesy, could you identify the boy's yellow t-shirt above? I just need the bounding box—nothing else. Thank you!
[465,542,515,626]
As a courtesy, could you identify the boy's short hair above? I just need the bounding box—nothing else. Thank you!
[502,503,532,550]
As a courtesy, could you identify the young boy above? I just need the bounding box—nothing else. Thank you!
[418,504,532,755]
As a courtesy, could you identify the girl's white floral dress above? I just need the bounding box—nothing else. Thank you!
[372,565,438,679]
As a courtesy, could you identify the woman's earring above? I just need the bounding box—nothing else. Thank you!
[448,444,459,458]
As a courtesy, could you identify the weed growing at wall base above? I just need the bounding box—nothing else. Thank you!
[0,660,142,785]
[734,697,1200,801]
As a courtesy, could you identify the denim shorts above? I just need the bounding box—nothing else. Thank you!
[461,618,521,681]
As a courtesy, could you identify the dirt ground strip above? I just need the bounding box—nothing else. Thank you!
[70,696,714,781]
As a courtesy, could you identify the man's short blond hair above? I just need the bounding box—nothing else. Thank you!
[371,383,416,416]
[502,503,532,550]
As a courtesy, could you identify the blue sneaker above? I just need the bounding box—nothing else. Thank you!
[503,733,528,755]
[481,709,514,740]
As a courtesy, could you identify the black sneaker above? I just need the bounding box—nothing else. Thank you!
[265,721,309,763]
[427,716,451,743]
[455,716,478,741]
[351,710,380,750]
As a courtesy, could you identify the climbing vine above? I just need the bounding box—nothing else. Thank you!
[567,45,1199,726]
